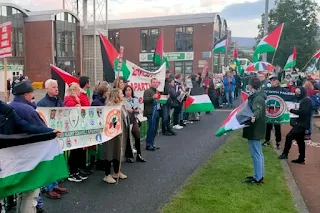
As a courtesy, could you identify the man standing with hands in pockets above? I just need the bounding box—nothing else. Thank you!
[242,77,267,184]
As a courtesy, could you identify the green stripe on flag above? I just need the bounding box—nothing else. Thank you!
[184,103,215,113]
[0,154,68,199]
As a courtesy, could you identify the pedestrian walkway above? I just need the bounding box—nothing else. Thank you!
[281,119,320,213]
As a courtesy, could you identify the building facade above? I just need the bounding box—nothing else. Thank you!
[84,13,229,82]
[0,3,82,91]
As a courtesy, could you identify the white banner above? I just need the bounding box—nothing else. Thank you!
[37,106,122,151]
[126,60,166,121]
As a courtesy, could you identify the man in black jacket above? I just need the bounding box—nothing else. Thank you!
[278,87,312,164]
[263,75,286,149]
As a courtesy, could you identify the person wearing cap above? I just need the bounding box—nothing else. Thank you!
[9,80,61,213]
[263,75,286,149]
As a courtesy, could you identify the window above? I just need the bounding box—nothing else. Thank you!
[140,28,159,52]
[174,61,193,78]
[175,26,193,52]
[108,31,120,51]
[140,62,158,72]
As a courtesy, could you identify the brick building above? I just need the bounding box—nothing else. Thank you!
[0,2,82,92]
[83,13,230,82]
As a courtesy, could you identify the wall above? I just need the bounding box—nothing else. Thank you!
[24,21,54,82]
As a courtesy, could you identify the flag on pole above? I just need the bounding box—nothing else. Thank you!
[232,48,242,75]
[153,31,170,68]
[215,92,252,136]
[306,50,320,73]
[50,64,79,100]
[0,134,69,199]
[253,23,284,62]
[213,35,228,54]
[99,33,130,82]
[284,46,297,70]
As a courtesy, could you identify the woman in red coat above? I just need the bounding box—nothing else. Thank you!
[63,83,88,182]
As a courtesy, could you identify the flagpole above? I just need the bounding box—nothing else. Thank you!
[262,0,269,62]
[93,0,97,83]
[301,55,315,72]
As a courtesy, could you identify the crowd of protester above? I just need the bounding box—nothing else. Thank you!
[1,68,319,211]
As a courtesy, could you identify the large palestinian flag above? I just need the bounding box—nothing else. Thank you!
[253,23,284,62]
[0,132,69,199]
[99,33,130,82]
[153,31,169,68]
[184,95,214,113]
[284,46,297,70]
[215,92,252,136]
[50,64,79,100]
[213,35,228,54]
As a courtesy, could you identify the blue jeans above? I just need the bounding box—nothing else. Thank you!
[180,104,184,121]
[146,111,160,148]
[43,181,58,192]
[225,91,234,106]
[248,140,264,181]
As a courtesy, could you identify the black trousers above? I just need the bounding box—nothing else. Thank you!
[68,148,87,174]
[283,128,306,161]
[104,159,120,176]
[173,105,182,125]
[265,123,282,142]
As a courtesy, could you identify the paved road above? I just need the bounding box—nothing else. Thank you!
[42,111,232,213]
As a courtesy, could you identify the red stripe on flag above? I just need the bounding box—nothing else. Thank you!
[241,91,248,102]
[184,96,195,109]
[50,64,79,85]
[99,33,118,67]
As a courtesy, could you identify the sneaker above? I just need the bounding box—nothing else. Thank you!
[133,149,137,154]
[103,175,116,184]
[146,146,156,151]
[113,171,127,179]
[78,172,89,180]
[262,141,270,146]
[36,207,44,213]
[243,178,264,184]
[173,125,183,130]
[68,174,82,182]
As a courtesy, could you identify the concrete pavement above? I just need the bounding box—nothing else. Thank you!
[41,111,231,213]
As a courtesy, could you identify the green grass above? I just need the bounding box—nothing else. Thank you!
[162,132,298,213]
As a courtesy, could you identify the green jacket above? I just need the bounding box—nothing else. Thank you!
[242,91,267,140]
[143,87,157,118]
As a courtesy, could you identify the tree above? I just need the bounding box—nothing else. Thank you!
[256,0,319,69]
[238,50,252,59]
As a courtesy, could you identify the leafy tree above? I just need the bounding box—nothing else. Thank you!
[256,0,319,69]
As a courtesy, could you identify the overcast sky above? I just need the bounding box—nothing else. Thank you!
[1,0,318,37]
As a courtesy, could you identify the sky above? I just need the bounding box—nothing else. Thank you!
[1,0,318,38]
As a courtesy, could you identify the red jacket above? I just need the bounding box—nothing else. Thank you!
[64,95,80,107]
[79,90,90,106]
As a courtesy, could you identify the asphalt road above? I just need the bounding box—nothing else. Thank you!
[41,110,232,213]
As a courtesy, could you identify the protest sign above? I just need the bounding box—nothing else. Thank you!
[37,106,122,151]
[126,60,166,120]
[265,89,297,124]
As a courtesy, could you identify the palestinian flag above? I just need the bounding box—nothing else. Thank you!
[253,23,284,62]
[0,135,69,199]
[284,46,297,70]
[232,48,242,75]
[215,92,252,136]
[99,33,130,82]
[153,32,170,68]
[51,64,79,100]
[184,94,214,113]
[306,51,320,73]
[213,35,228,54]
[159,95,168,104]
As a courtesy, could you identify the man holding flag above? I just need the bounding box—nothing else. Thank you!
[242,77,267,184]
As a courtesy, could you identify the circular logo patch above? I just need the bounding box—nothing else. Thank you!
[266,95,286,118]
[104,109,121,137]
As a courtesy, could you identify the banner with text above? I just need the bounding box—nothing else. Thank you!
[265,89,298,124]
[126,60,166,120]
[37,106,122,151]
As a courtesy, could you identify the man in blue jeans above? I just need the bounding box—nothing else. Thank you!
[242,77,267,184]
[143,78,161,151]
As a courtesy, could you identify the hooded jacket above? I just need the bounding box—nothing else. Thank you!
[290,87,313,130]
[243,90,267,140]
